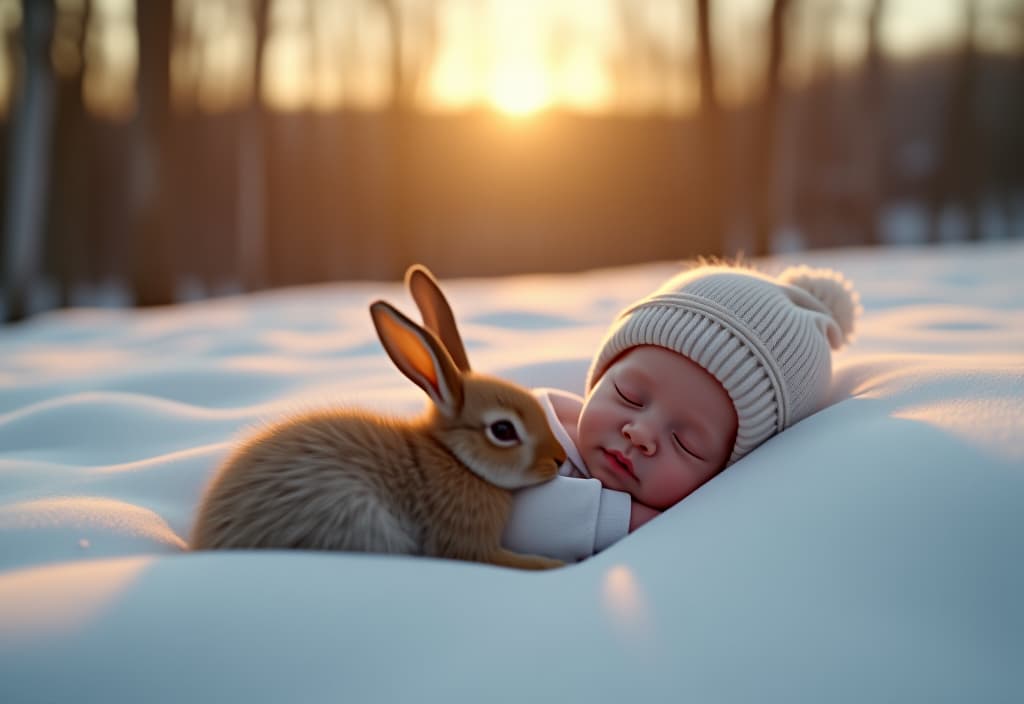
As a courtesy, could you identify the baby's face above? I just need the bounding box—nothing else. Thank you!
[578,346,738,509]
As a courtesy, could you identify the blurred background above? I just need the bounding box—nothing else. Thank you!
[1,0,1022,322]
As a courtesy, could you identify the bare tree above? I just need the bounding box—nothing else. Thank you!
[999,0,1024,236]
[797,0,883,249]
[694,0,725,250]
[45,0,92,307]
[373,0,439,112]
[751,0,793,256]
[132,0,176,306]
[611,0,677,113]
[858,0,886,245]
[3,0,57,322]
[928,0,981,242]
[376,0,406,111]
[237,0,269,292]
[695,0,718,135]
[373,0,440,276]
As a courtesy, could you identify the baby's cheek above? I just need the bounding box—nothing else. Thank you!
[577,408,609,451]
[575,409,595,446]
[574,421,590,447]
[649,468,697,508]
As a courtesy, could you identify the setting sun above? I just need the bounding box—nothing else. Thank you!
[488,62,551,117]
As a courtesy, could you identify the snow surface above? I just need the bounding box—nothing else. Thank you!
[1,241,1022,703]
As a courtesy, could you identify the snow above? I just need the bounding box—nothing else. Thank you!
[1,240,1023,703]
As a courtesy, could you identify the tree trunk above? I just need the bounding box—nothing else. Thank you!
[796,0,837,250]
[859,0,886,246]
[44,0,92,307]
[132,0,176,306]
[750,0,791,257]
[2,0,57,322]
[237,0,269,292]
[694,0,725,255]
[927,0,980,242]
[377,0,412,279]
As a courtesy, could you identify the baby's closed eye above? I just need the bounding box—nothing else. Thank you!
[671,432,705,461]
[614,382,643,407]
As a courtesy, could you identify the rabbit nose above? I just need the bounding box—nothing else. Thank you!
[623,422,655,456]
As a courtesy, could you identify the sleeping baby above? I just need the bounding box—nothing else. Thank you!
[503,261,861,562]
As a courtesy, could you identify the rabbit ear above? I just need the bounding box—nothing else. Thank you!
[405,265,471,372]
[370,301,464,417]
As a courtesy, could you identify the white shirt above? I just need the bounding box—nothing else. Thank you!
[501,388,632,562]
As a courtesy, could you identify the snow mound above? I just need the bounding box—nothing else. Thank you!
[1,241,1022,703]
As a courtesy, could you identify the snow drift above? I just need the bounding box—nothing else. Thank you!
[1,241,1022,703]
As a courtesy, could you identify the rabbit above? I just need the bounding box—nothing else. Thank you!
[190,264,566,570]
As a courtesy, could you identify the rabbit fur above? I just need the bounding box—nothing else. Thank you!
[191,265,566,570]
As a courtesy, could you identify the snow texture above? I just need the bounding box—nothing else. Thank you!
[1,241,1022,703]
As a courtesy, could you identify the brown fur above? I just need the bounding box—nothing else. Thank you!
[191,265,566,570]
[191,396,563,569]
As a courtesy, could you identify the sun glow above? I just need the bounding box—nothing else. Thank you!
[0,0,984,119]
[601,564,652,637]
[488,62,551,117]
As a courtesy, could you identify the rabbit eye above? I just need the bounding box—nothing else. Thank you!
[486,419,520,447]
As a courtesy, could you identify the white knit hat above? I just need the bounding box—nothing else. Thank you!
[585,264,860,465]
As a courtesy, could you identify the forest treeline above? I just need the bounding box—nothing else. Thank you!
[1,0,1022,322]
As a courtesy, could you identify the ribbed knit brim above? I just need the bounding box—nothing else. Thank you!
[586,265,857,465]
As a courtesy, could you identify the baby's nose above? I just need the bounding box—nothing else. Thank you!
[623,423,655,455]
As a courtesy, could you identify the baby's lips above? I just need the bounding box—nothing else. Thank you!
[605,448,638,481]
[610,448,633,473]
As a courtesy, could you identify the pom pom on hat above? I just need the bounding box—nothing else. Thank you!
[585,262,861,465]
[779,265,860,349]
